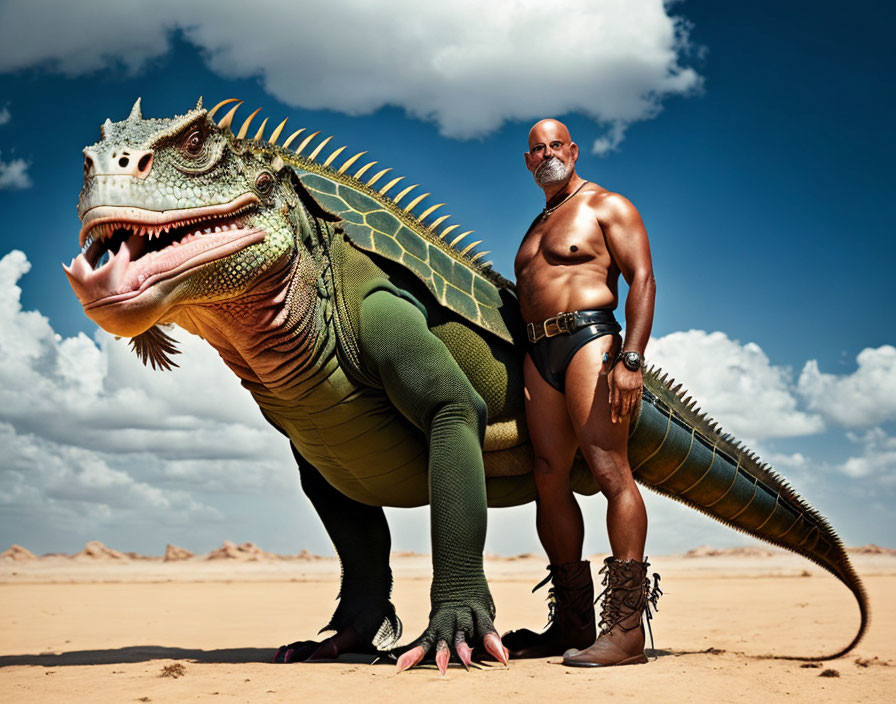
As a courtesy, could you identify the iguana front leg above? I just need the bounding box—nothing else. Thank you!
[274,445,399,663]
[359,290,508,672]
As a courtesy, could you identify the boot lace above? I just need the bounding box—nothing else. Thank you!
[595,558,663,656]
[532,565,558,628]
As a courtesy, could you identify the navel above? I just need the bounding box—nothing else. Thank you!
[570,245,578,252]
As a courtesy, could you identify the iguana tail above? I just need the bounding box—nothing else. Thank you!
[631,367,868,660]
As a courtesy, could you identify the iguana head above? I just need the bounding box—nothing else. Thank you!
[65,98,305,339]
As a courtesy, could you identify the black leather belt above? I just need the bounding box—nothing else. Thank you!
[526,309,618,343]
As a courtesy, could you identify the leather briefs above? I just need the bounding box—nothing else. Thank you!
[527,309,621,392]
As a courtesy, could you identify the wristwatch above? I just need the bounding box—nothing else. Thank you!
[619,350,643,371]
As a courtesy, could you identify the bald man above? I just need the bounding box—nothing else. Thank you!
[504,119,658,667]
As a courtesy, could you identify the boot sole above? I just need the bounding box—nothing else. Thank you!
[562,653,648,668]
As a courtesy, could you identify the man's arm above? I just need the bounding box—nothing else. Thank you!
[598,193,656,422]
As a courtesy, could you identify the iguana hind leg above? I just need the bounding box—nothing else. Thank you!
[273,445,400,663]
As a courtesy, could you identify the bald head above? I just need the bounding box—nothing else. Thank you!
[528,119,572,150]
[525,119,579,191]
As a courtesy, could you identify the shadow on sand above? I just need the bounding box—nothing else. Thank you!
[0,646,384,667]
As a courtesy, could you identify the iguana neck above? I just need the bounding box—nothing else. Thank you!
[173,249,332,395]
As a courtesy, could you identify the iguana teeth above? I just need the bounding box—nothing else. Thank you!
[353,161,377,179]
[459,240,482,256]
[268,118,288,145]
[404,193,430,212]
[429,215,450,232]
[207,98,239,121]
[323,146,346,168]
[308,136,333,161]
[252,117,269,142]
[339,151,367,174]
[281,128,306,150]
[217,101,243,130]
[417,203,445,221]
[379,176,404,195]
[438,224,460,240]
[449,230,474,247]
[393,184,418,204]
[366,168,392,187]
[295,131,321,156]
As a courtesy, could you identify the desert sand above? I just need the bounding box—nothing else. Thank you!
[1,543,893,703]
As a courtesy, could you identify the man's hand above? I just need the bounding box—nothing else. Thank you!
[608,365,643,423]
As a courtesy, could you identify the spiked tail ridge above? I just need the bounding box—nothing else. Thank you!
[630,366,868,660]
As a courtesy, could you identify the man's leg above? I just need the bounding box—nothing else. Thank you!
[523,353,581,564]
[564,336,647,560]
[561,335,653,667]
[501,353,595,659]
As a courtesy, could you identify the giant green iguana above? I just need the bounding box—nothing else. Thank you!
[65,99,867,669]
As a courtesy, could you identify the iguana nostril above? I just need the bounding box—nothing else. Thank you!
[119,157,129,168]
[84,155,94,175]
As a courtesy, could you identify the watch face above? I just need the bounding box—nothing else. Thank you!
[623,352,642,371]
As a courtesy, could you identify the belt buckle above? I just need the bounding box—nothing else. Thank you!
[526,322,537,343]
[542,317,560,338]
[557,311,577,334]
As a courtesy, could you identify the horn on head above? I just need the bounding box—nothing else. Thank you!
[195,96,204,111]
[128,97,142,122]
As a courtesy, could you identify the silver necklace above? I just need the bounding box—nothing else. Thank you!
[541,182,587,222]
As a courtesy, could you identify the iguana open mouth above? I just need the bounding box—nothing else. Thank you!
[66,193,266,307]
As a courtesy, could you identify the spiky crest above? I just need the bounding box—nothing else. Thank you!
[206,99,513,289]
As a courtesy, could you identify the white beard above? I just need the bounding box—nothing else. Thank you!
[534,157,573,186]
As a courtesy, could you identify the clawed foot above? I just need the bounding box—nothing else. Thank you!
[395,603,509,675]
[273,627,370,663]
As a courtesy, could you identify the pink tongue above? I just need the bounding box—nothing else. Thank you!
[64,244,134,304]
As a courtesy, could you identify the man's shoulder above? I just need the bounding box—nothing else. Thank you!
[580,184,640,224]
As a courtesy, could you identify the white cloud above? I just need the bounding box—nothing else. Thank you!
[647,330,824,440]
[0,250,297,549]
[0,0,700,153]
[835,428,896,482]
[0,153,31,189]
[798,346,896,428]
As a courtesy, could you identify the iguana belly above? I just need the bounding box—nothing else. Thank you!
[252,352,431,507]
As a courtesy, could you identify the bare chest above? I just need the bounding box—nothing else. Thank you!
[514,205,607,277]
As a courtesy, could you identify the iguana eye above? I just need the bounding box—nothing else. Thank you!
[255,171,274,196]
[183,129,204,156]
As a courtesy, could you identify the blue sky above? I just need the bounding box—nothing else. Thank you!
[0,0,893,557]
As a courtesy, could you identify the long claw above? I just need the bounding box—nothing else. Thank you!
[483,633,509,665]
[283,647,295,663]
[435,640,450,675]
[456,640,473,670]
[395,645,426,673]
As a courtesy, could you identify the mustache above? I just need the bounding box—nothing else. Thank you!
[535,157,570,185]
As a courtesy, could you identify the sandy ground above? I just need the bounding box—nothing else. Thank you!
[1,550,894,703]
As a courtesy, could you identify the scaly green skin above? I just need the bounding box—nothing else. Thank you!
[67,99,867,661]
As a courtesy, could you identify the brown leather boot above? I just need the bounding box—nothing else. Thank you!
[502,560,596,659]
[562,556,661,668]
